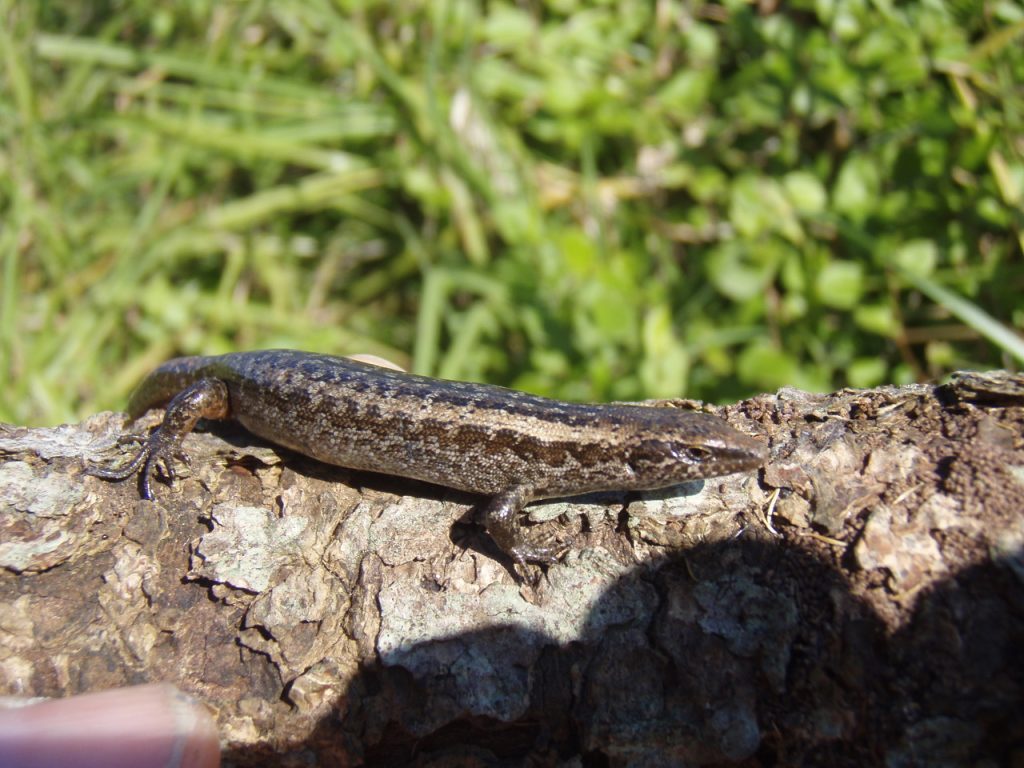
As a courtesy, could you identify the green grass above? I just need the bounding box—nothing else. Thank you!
[1,0,1022,426]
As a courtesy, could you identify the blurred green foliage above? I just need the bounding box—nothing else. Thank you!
[1,0,1022,426]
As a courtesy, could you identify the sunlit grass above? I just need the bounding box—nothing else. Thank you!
[1,1,1021,426]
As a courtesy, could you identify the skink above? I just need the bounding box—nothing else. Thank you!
[89,350,767,566]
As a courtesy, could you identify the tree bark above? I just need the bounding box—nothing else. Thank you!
[1,371,1022,766]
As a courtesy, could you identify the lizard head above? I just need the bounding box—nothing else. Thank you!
[623,411,768,488]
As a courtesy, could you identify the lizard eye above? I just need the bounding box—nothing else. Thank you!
[679,446,713,462]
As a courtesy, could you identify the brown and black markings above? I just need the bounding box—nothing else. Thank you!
[89,349,768,567]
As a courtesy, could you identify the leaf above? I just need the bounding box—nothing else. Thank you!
[816,261,864,309]
[706,243,776,302]
[854,304,898,337]
[736,343,801,391]
[891,240,937,278]
[656,70,714,118]
[728,175,804,243]
[640,305,690,398]
[783,171,827,214]
[848,357,887,388]
[834,155,881,222]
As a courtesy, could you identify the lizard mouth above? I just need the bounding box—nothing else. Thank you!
[706,431,769,473]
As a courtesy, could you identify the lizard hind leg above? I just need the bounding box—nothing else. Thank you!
[87,378,230,500]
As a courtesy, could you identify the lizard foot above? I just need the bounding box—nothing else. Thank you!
[86,429,190,500]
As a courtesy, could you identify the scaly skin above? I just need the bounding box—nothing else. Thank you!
[89,350,768,567]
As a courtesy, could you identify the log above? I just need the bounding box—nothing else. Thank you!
[1,371,1022,766]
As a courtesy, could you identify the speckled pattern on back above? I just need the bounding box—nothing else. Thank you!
[128,349,768,499]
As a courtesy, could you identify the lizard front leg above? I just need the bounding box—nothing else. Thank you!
[483,483,568,569]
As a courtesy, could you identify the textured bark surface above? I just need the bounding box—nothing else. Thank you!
[1,371,1023,766]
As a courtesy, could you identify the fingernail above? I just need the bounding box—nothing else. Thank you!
[0,683,219,768]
